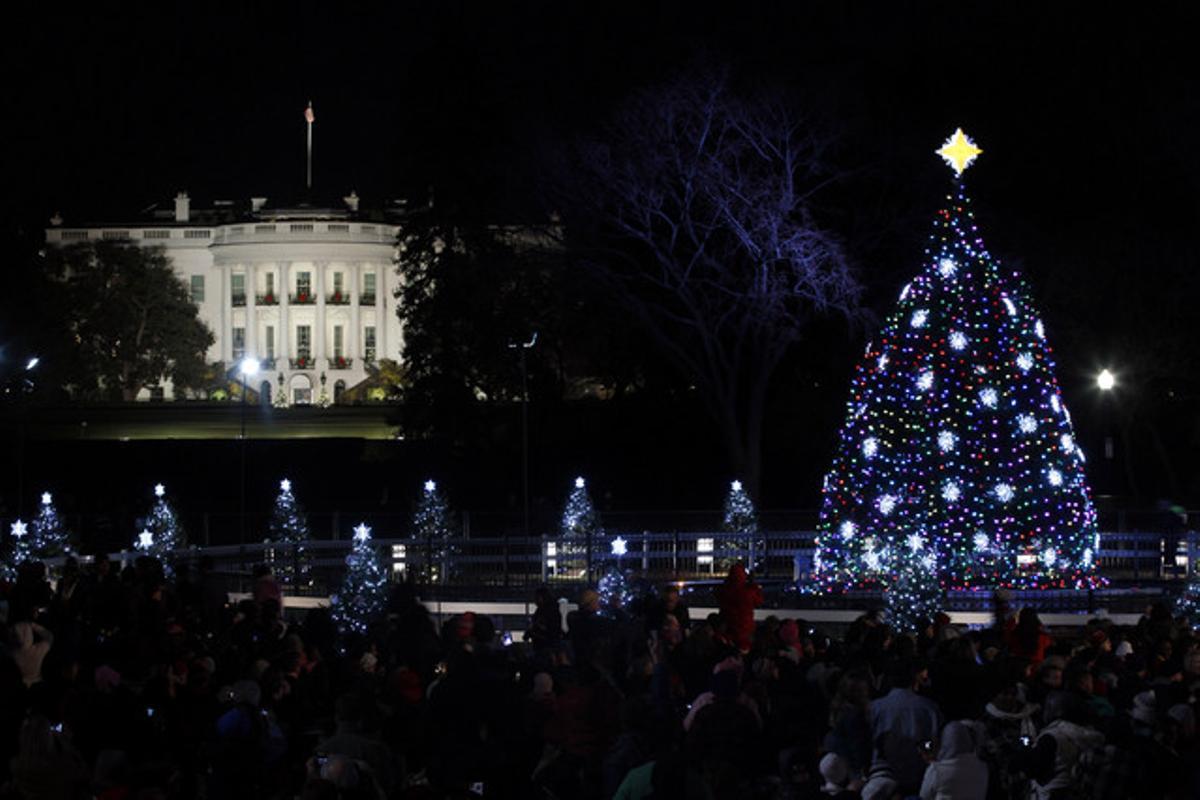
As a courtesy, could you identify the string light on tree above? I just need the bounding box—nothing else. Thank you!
[721,479,762,571]
[267,477,313,589]
[134,483,185,573]
[559,476,601,578]
[331,522,389,640]
[410,479,454,584]
[815,128,1099,591]
[30,490,70,557]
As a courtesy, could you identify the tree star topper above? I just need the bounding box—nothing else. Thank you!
[137,529,154,549]
[280,478,292,493]
[611,536,628,556]
[936,127,983,176]
[424,480,437,493]
[41,492,53,505]
[154,483,166,498]
[10,520,28,538]
[352,523,372,542]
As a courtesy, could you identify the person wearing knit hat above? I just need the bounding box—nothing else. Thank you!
[818,752,858,798]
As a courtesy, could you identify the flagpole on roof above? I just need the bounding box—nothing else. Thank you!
[305,101,315,191]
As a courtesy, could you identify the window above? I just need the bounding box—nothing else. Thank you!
[144,229,171,240]
[190,275,205,303]
[290,223,314,233]
[333,272,344,295]
[184,229,211,239]
[231,273,245,304]
[697,537,715,572]
[297,325,311,359]
[232,327,245,361]
[265,272,275,295]
[333,325,344,358]
[265,326,275,360]
[296,271,312,300]
[364,326,377,362]
[363,272,377,303]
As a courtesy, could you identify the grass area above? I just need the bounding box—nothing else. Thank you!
[10,404,401,440]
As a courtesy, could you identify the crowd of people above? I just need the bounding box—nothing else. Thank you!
[1,555,1198,799]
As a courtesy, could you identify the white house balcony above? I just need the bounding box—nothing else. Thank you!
[327,356,354,370]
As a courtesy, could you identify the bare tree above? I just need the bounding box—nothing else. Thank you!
[562,70,861,496]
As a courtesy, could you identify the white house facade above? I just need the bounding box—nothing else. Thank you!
[45,192,404,405]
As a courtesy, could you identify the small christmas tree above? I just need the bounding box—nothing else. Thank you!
[30,492,70,558]
[410,480,453,585]
[267,478,312,589]
[1176,561,1200,626]
[720,480,763,572]
[331,523,389,638]
[559,477,602,579]
[598,565,633,618]
[3,519,33,581]
[885,533,944,636]
[134,484,185,571]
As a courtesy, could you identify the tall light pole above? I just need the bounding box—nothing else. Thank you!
[239,357,260,543]
[508,332,538,539]
[15,356,38,518]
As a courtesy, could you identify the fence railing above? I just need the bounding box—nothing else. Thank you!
[82,529,1199,602]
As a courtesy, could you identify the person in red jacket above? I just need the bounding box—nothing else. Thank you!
[718,563,762,654]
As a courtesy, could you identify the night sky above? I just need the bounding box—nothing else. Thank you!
[4,2,1200,523]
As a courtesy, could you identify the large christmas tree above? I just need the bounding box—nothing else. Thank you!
[134,484,186,570]
[30,492,70,558]
[331,523,389,638]
[267,478,312,589]
[410,479,453,584]
[815,129,1098,592]
[559,477,602,579]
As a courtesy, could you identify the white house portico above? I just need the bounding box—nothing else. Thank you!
[45,192,405,405]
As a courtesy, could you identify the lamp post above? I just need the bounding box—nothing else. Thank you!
[508,332,538,539]
[239,357,260,543]
[15,356,38,518]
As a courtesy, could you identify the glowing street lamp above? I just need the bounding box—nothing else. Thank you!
[1096,369,1115,391]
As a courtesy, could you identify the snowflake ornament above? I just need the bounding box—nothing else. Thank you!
[942,481,961,502]
[137,529,154,550]
[1016,352,1034,372]
[916,371,934,391]
[839,520,857,540]
[979,387,998,408]
[1047,469,1063,487]
[862,438,879,459]
[352,523,372,543]
[1017,414,1037,434]
[949,331,968,351]
[995,483,1014,503]
[973,532,990,552]
[911,309,929,328]
[938,258,957,278]
[877,494,897,516]
[937,430,957,453]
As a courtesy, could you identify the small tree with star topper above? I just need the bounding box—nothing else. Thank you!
[267,478,312,590]
[558,477,602,581]
[3,520,34,581]
[885,534,945,636]
[410,480,454,585]
[815,129,1099,592]
[30,492,71,558]
[720,480,762,572]
[331,523,389,639]
[134,484,185,571]
[598,534,633,616]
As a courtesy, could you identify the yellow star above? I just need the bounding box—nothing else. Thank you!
[936,127,983,176]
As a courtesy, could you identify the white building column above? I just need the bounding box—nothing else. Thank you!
[222,264,234,363]
[350,262,361,363]
[376,263,388,360]
[279,262,290,367]
[315,260,327,367]
[245,263,257,358]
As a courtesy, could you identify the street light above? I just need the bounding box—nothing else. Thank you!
[1096,369,1115,391]
[238,356,260,543]
[508,332,538,539]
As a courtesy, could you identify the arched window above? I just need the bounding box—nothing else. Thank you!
[334,379,346,404]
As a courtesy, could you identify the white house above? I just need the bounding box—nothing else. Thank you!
[45,191,405,405]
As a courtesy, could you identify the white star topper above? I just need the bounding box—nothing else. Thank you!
[574,476,586,489]
[352,523,372,542]
[137,529,154,550]
[611,536,628,556]
[424,480,437,493]
[41,492,52,506]
[154,484,166,498]
[280,478,292,493]
[11,520,28,538]
[730,480,742,492]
